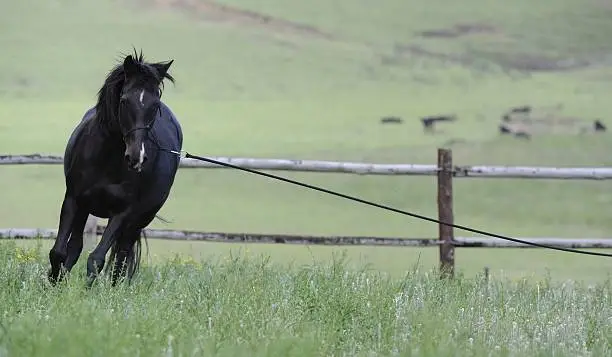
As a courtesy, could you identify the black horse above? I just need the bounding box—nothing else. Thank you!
[48,50,183,287]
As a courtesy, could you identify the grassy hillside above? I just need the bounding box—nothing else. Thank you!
[2,0,612,280]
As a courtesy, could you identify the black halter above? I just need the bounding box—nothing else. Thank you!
[123,124,153,139]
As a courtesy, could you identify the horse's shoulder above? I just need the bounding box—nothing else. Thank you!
[159,103,181,126]
[156,102,183,141]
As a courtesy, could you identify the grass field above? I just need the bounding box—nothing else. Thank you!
[1,242,611,357]
[3,0,612,284]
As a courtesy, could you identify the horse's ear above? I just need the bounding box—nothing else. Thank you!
[153,60,174,79]
[123,55,138,78]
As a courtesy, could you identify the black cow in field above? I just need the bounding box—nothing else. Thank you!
[498,123,531,140]
[380,116,403,124]
[594,120,606,132]
[421,114,456,133]
[509,105,531,114]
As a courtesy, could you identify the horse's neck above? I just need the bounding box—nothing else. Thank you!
[84,118,124,159]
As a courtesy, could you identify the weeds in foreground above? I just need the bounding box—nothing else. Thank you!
[0,241,609,357]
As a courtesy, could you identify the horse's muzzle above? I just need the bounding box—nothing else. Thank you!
[125,143,148,172]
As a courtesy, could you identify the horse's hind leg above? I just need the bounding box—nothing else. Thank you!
[63,209,90,272]
[48,194,80,285]
[86,212,130,287]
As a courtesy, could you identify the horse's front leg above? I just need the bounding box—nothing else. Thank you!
[48,193,81,285]
[63,210,92,272]
[86,210,131,287]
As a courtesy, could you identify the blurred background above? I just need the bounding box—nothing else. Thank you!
[2,0,612,281]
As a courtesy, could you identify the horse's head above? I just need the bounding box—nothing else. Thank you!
[118,54,174,172]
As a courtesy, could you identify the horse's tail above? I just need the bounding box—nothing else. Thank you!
[104,228,149,283]
[130,228,150,280]
[154,214,172,224]
[128,232,143,280]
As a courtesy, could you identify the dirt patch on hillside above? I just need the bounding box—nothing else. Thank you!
[148,1,599,74]
[385,43,594,73]
[414,22,602,72]
[382,44,482,69]
[418,23,499,39]
[595,0,612,9]
[486,52,596,72]
[152,0,335,40]
[498,105,606,138]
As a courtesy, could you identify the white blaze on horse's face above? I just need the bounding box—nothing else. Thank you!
[122,87,155,172]
[135,142,146,172]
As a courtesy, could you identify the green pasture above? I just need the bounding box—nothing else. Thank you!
[2,0,612,283]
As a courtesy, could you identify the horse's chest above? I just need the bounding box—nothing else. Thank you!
[76,171,144,217]
[68,155,132,196]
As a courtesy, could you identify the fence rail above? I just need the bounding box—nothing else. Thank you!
[4,149,612,278]
[3,154,612,179]
[2,228,612,248]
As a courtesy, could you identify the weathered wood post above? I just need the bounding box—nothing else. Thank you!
[437,148,455,278]
[83,214,98,252]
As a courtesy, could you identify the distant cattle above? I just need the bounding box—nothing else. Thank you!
[421,114,457,132]
[508,105,531,114]
[499,124,512,134]
[514,131,531,140]
[594,120,606,132]
[380,116,403,124]
[498,123,531,140]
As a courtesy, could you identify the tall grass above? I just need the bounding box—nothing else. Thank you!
[0,242,609,356]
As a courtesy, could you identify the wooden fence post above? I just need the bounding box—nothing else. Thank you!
[437,148,455,278]
[83,215,98,252]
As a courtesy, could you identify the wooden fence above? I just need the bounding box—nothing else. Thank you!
[2,227,612,248]
[4,153,612,179]
[2,149,612,277]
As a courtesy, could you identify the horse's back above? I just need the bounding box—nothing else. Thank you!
[63,107,97,177]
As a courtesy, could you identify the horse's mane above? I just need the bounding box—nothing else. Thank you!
[94,48,175,129]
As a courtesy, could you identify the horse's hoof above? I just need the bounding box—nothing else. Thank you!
[47,269,59,286]
[47,264,69,286]
[85,275,97,289]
